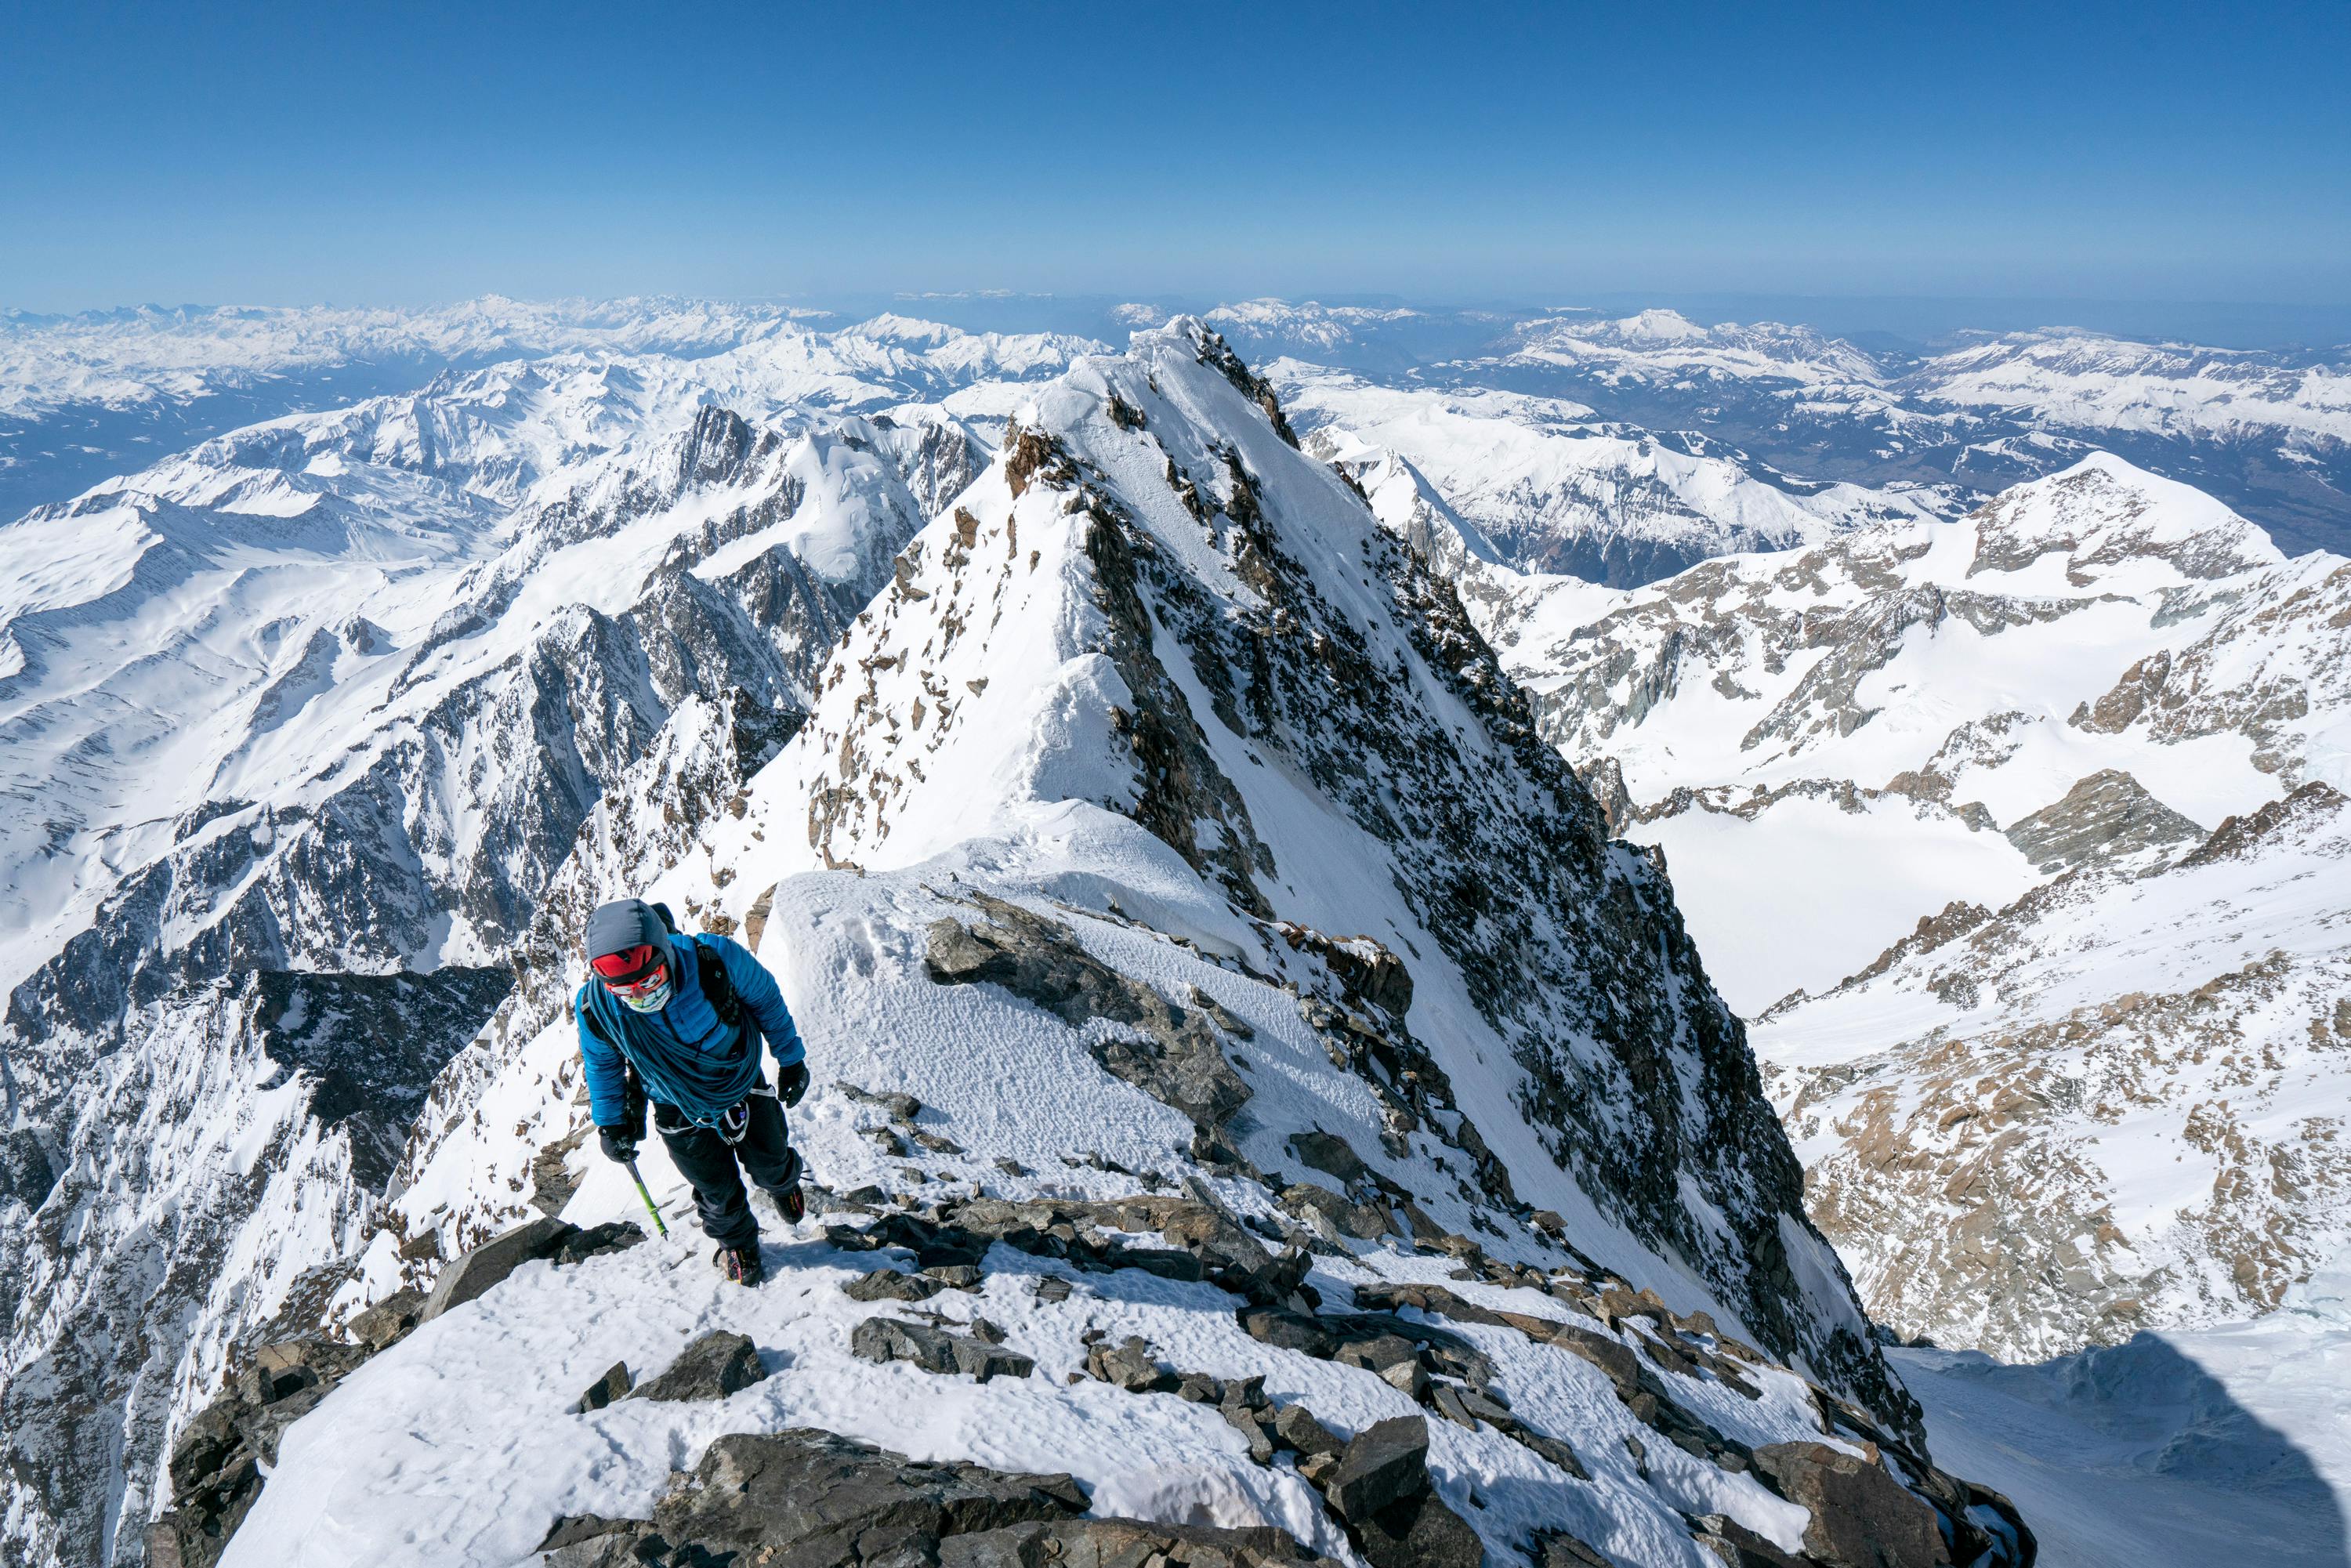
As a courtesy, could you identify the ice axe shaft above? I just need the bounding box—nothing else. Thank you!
[625,1157,670,1239]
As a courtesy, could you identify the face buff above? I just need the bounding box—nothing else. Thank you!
[592,942,674,1013]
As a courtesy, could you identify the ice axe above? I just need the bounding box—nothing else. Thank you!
[624,1157,670,1240]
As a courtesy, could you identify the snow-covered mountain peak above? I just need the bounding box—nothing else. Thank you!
[1962,450,2284,588]
[1505,313,1886,389]
[1454,449,2345,1013]
[1600,309,1710,343]
[1762,778,2351,1359]
[1268,362,1951,586]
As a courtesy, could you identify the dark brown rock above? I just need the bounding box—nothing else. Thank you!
[1549,1324,1643,1398]
[419,1215,577,1322]
[627,1331,764,1403]
[346,1287,426,1351]
[1751,1440,1943,1568]
[573,1362,632,1414]
[846,1267,949,1302]
[852,1316,1034,1383]
[1286,1129,1369,1186]
[1273,1403,1343,1458]
[1325,1415,1431,1523]
[1353,1489,1483,1568]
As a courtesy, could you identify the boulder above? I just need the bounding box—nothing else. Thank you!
[1272,1403,1343,1458]
[1281,1182,1388,1241]
[1380,1360,1431,1400]
[1536,1527,1617,1568]
[627,1331,765,1403]
[1690,1512,1809,1568]
[1238,1306,1336,1359]
[1324,1415,1431,1523]
[419,1216,577,1321]
[1334,1332,1420,1373]
[1353,1490,1483,1568]
[925,1263,984,1289]
[1549,1323,1643,1399]
[573,1362,632,1413]
[346,1288,426,1350]
[552,1220,645,1266]
[1286,1129,1368,1186]
[851,1317,1034,1383]
[845,1267,948,1302]
[943,1517,1324,1567]
[1088,1335,1176,1393]
[1751,1441,1944,1568]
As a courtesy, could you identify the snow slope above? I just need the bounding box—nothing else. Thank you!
[1893,1249,2351,1568]
[1759,782,2351,1360]
[216,323,2025,1568]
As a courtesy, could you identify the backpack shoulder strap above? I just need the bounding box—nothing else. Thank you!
[574,983,618,1051]
[691,935,743,1027]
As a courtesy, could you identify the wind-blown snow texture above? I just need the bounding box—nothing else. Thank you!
[1895,1249,2351,1568]
[207,324,2016,1568]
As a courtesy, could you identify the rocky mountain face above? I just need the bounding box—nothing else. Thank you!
[191,324,2030,1568]
[1762,781,2351,1360]
[0,338,1027,1565]
[1400,451,2351,1365]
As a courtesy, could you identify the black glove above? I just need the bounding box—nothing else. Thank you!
[777,1060,810,1108]
[598,1125,639,1164]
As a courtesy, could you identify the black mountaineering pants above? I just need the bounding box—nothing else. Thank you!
[654,1091,800,1249]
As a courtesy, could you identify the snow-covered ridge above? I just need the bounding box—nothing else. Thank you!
[0,298,1103,422]
[1506,311,1887,389]
[216,321,2033,1567]
[0,300,1106,525]
[1912,327,2351,447]
[0,295,812,418]
[1461,452,2338,1014]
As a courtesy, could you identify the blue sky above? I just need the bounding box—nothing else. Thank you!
[3,0,2346,325]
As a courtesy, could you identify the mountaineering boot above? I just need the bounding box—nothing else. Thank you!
[765,1146,806,1224]
[713,1240,764,1287]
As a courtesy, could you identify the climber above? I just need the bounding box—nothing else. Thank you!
[576,897,810,1287]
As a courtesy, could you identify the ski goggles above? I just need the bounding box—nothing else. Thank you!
[592,943,668,997]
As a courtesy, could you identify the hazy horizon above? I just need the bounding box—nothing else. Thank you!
[5,2,2344,329]
[9,288,2351,354]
